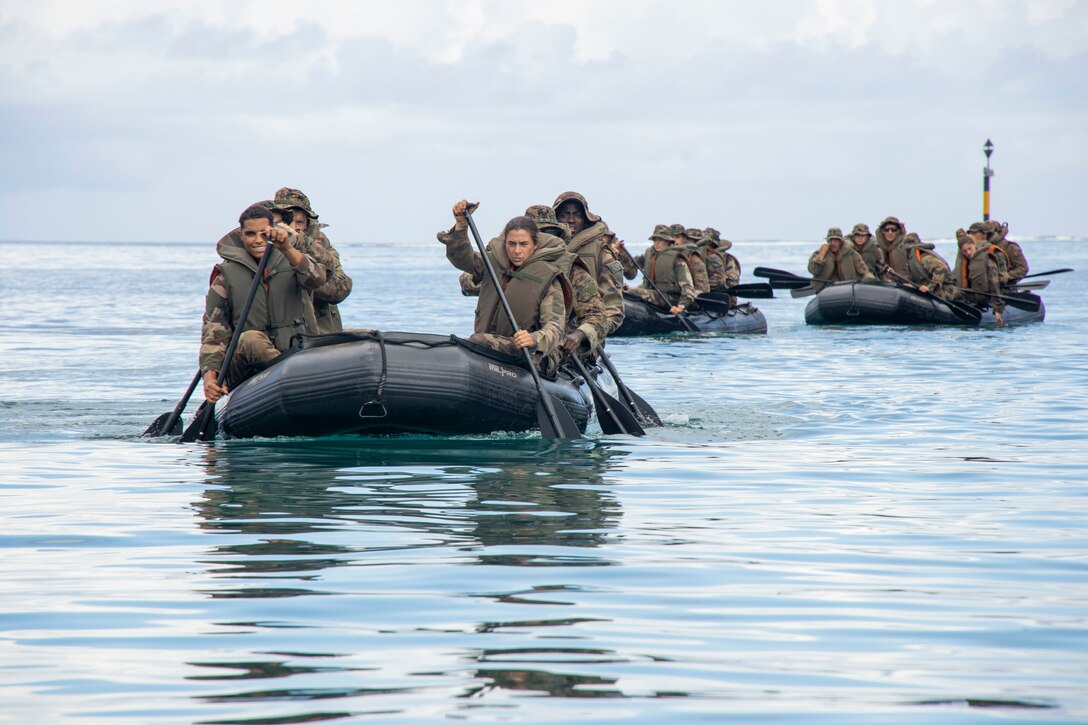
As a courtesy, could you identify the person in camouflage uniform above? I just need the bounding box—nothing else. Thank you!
[671,223,710,294]
[961,221,1009,286]
[952,229,1005,325]
[523,204,608,358]
[553,191,626,338]
[440,200,569,375]
[273,187,353,334]
[848,223,886,278]
[697,227,729,291]
[200,204,328,404]
[626,225,697,313]
[876,216,909,279]
[984,220,1029,283]
[807,227,874,291]
[901,232,953,299]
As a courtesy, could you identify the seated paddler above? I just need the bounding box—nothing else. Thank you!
[439,199,571,375]
[200,203,327,404]
[625,224,697,314]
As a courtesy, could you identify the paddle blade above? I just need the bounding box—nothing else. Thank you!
[692,295,736,313]
[142,411,182,438]
[584,374,645,436]
[597,350,662,427]
[623,387,663,427]
[790,285,818,298]
[600,388,646,436]
[753,266,801,280]
[766,277,812,290]
[1000,293,1041,312]
[179,402,217,443]
[536,397,582,440]
[942,299,982,324]
[1006,280,1049,291]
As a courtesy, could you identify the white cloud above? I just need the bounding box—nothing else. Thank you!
[1,0,1086,242]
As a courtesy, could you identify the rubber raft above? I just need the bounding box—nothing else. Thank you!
[804,281,1045,326]
[613,293,768,336]
[217,331,593,438]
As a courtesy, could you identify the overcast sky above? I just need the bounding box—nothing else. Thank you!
[2,0,1086,244]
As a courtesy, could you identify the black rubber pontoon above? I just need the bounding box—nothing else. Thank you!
[217,331,593,438]
[612,293,768,337]
[804,281,1045,327]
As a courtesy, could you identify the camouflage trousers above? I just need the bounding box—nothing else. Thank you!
[225,330,281,383]
[625,285,669,308]
[469,332,559,376]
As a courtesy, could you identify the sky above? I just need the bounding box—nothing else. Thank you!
[1,0,1086,244]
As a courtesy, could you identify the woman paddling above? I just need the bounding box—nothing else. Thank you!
[440,200,570,375]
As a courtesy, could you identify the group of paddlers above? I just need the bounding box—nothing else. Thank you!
[196,190,1039,406]
[197,189,750,401]
[805,216,1031,325]
[443,194,749,375]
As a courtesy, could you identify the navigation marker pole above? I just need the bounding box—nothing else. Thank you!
[983,138,994,221]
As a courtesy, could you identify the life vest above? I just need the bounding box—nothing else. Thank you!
[215,231,316,352]
[906,244,947,287]
[953,251,998,303]
[681,244,710,293]
[475,241,567,338]
[567,221,609,280]
[639,245,688,296]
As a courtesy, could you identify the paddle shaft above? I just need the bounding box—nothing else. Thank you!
[463,209,574,439]
[158,370,201,436]
[616,243,698,332]
[182,237,276,443]
[881,268,982,323]
[1019,268,1072,280]
[945,283,1040,310]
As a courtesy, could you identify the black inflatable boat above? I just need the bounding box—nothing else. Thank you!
[217,331,593,438]
[804,281,1045,327]
[612,293,768,336]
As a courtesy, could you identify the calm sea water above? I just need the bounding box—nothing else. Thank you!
[1,234,1086,724]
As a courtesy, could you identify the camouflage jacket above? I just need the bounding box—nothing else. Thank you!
[807,245,873,291]
[700,243,728,290]
[440,225,567,364]
[903,243,953,298]
[682,245,711,294]
[851,235,887,278]
[305,225,353,334]
[952,250,1005,312]
[200,227,327,375]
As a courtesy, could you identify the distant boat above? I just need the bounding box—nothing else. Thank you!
[613,293,768,336]
[804,281,1044,327]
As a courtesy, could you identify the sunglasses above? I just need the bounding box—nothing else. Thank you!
[882,226,899,233]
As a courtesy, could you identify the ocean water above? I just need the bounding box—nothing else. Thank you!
[1,234,1086,724]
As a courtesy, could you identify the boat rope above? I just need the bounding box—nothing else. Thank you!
[358,331,389,418]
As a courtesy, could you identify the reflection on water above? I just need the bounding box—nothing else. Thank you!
[185,438,631,713]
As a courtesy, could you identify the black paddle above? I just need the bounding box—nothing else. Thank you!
[616,243,698,332]
[944,283,1042,312]
[464,207,581,440]
[751,268,837,297]
[179,237,277,443]
[1018,268,1072,280]
[699,282,775,299]
[597,349,662,427]
[1005,280,1049,291]
[142,370,201,437]
[570,355,645,436]
[753,266,803,280]
[881,268,983,324]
